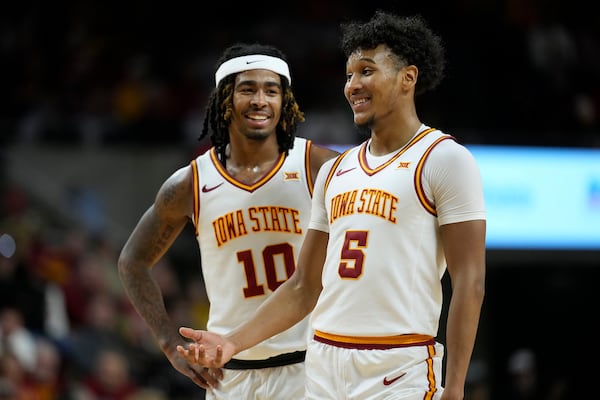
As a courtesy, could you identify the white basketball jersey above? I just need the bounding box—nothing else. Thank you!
[191,137,314,360]
[309,126,486,338]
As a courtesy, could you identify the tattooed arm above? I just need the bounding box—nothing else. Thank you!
[118,165,220,389]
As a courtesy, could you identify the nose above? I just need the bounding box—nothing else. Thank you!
[345,74,361,95]
[251,90,268,107]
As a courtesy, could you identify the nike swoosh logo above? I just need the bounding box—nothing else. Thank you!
[335,167,356,176]
[246,60,262,64]
[201,182,224,193]
[383,372,406,386]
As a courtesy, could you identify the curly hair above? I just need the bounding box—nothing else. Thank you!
[199,43,305,165]
[340,10,446,96]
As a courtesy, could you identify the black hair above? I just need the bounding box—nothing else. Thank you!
[199,43,305,164]
[340,11,446,96]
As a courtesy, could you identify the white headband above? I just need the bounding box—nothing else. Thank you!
[214,54,291,87]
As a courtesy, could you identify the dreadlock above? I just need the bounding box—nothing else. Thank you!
[199,43,305,165]
[340,11,446,96]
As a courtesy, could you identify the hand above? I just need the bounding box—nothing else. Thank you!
[164,340,223,390]
[177,327,236,368]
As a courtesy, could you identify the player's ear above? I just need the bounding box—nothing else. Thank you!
[401,65,418,90]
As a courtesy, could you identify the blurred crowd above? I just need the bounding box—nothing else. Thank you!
[1,0,599,149]
[0,182,209,399]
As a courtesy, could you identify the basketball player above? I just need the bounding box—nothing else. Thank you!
[118,42,339,399]
[178,11,487,400]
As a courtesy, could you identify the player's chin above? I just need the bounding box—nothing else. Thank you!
[353,114,373,130]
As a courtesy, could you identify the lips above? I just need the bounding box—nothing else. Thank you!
[349,96,370,111]
[244,112,271,128]
[246,113,269,120]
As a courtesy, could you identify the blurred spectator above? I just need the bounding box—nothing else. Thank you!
[0,185,43,263]
[125,388,168,400]
[0,352,36,400]
[0,232,69,344]
[185,277,209,332]
[75,349,139,400]
[21,338,65,400]
[504,347,567,400]
[2,1,598,148]
[0,377,17,400]
[61,247,114,329]
[506,348,540,399]
[0,308,37,374]
[63,292,133,379]
[0,257,45,337]
[465,358,490,400]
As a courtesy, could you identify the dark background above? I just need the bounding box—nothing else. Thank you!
[2,0,599,148]
[1,1,599,399]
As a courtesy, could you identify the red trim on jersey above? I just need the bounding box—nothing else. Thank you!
[358,128,436,176]
[313,330,435,350]
[414,135,455,216]
[305,139,314,196]
[190,159,200,236]
[424,344,439,399]
[209,148,286,193]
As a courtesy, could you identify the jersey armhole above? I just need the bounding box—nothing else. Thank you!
[190,159,200,236]
[414,135,455,216]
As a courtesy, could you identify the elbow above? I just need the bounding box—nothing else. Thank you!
[289,270,321,315]
[117,250,133,282]
[475,280,485,305]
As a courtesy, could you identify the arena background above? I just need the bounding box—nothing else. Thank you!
[1,0,598,398]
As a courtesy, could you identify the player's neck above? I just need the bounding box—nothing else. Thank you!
[369,118,422,156]
[225,142,282,184]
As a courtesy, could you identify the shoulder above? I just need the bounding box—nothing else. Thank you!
[155,163,194,213]
[308,142,341,170]
[428,136,477,167]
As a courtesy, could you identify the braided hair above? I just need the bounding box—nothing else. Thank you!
[340,11,446,96]
[199,43,305,165]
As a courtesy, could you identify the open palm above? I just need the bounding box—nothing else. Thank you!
[177,327,236,368]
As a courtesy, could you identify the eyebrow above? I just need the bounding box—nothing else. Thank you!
[357,56,377,63]
[236,79,282,88]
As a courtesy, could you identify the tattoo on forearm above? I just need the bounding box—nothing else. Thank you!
[149,224,175,261]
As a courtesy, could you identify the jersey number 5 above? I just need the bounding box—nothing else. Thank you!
[339,230,368,278]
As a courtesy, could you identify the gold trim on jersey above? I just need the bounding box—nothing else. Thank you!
[414,135,455,216]
[323,127,436,193]
[304,139,314,196]
[425,344,439,399]
[209,148,286,193]
[314,330,434,349]
[190,159,200,236]
[358,128,436,176]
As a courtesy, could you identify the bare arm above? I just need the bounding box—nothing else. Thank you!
[179,228,328,367]
[118,165,220,387]
[439,219,486,400]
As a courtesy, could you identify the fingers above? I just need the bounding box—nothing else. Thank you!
[209,367,223,380]
[198,367,220,388]
[194,344,217,367]
[189,367,218,390]
[176,344,200,366]
[214,345,224,366]
[177,343,219,368]
[189,373,210,390]
[176,344,192,361]
[179,326,201,340]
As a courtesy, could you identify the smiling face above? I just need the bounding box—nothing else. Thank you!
[344,44,408,130]
[229,69,283,141]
